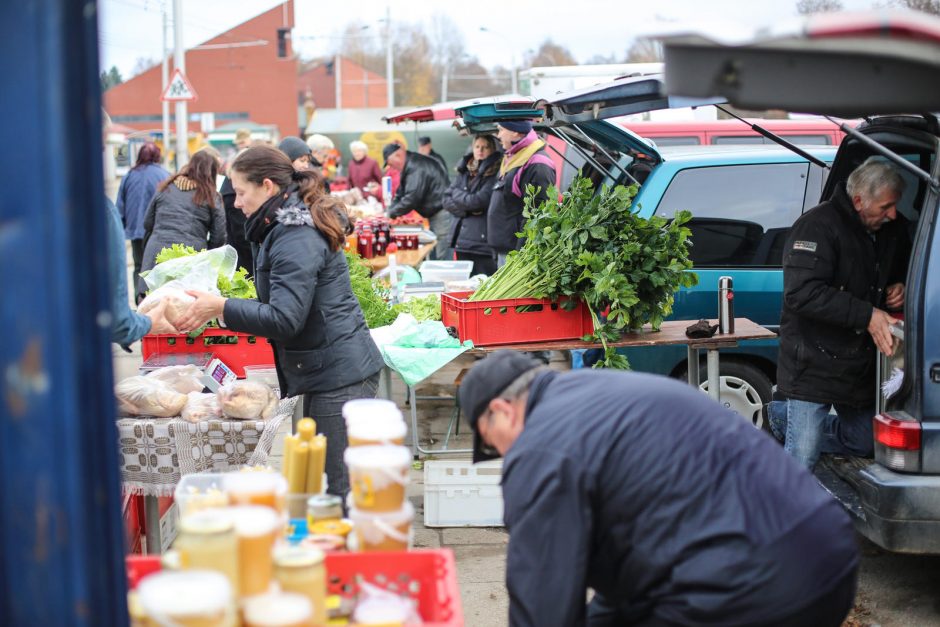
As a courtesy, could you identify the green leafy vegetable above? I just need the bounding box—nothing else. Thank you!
[345,250,399,328]
[470,177,698,369]
[398,294,441,322]
[154,243,199,265]
[153,244,256,299]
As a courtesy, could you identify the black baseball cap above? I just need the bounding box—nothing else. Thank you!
[382,142,403,166]
[459,351,542,463]
[417,136,432,146]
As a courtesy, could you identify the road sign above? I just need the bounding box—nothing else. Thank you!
[161,68,198,102]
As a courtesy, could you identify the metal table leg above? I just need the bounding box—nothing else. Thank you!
[687,346,700,386]
[144,494,162,555]
[706,348,721,402]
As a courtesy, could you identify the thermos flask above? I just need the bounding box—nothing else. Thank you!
[718,276,734,334]
[381,175,393,207]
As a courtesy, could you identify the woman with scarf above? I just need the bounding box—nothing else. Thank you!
[175,145,384,500]
[137,149,226,300]
[487,120,557,267]
[443,134,502,276]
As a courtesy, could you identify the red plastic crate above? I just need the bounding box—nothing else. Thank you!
[326,549,462,626]
[441,291,594,347]
[141,328,274,378]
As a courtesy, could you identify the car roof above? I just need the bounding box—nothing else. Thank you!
[655,143,837,163]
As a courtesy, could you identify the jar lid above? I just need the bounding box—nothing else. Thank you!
[273,544,325,567]
[178,509,234,535]
[242,591,312,626]
[138,570,231,616]
[222,470,287,496]
[342,398,402,424]
[347,415,407,441]
[343,445,411,470]
[307,494,343,511]
[220,505,282,537]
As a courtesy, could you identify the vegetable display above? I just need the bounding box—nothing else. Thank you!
[470,177,697,368]
[345,251,443,327]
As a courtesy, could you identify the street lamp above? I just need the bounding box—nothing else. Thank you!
[479,26,518,94]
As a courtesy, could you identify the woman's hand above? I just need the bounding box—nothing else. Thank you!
[144,299,179,335]
[176,290,227,334]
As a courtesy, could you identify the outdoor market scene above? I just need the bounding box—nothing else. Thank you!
[7,0,940,626]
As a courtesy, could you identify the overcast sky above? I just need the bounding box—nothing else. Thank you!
[99,0,877,78]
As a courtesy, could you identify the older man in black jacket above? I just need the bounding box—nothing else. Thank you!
[769,157,909,469]
[384,142,452,260]
[461,351,858,627]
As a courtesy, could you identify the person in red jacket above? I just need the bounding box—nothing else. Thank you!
[347,140,383,201]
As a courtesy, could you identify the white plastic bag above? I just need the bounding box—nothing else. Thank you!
[217,380,278,420]
[115,376,188,417]
[145,365,205,394]
[140,245,237,292]
[180,392,223,423]
[137,283,196,329]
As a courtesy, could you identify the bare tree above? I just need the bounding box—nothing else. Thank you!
[624,37,663,63]
[585,53,619,65]
[131,57,159,77]
[796,0,844,14]
[524,39,578,67]
[890,0,940,13]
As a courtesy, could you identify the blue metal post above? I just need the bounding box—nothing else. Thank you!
[0,1,129,625]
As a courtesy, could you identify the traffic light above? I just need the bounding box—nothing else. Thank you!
[277,28,290,58]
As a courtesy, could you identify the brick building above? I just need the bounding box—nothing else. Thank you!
[297,57,388,111]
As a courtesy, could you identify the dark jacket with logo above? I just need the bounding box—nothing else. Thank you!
[486,148,555,254]
[502,369,857,626]
[442,152,501,256]
[223,198,383,397]
[777,183,909,407]
[387,151,449,219]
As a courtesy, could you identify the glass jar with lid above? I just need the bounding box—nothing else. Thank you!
[172,509,239,594]
[273,545,327,626]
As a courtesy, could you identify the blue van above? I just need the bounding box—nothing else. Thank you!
[456,81,835,425]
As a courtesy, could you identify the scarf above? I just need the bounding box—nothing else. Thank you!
[245,185,296,243]
[173,176,197,192]
[499,131,544,177]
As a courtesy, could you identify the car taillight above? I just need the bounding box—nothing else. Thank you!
[874,413,921,472]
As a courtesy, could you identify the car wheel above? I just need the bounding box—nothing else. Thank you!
[682,361,773,429]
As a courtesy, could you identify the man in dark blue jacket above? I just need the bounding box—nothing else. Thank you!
[460,351,858,627]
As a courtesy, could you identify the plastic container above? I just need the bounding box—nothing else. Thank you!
[222,471,288,514]
[243,364,279,388]
[342,398,402,425]
[136,570,234,627]
[325,549,463,627]
[344,445,411,512]
[223,505,282,598]
[242,591,313,627]
[174,472,230,519]
[141,329,274,378]
[349,500,414,552]
[273,545,327,626]
[423,460,504,528]
[441,291,594,347]
[347,415,407,447]
[419,260,474,284]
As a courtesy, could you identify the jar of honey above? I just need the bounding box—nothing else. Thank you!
[273,545,327,626]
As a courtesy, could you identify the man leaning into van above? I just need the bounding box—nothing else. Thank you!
[769,157,910,469]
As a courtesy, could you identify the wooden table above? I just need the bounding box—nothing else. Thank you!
[366,243,435,272]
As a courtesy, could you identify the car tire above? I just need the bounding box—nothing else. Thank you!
[680,360,773,430]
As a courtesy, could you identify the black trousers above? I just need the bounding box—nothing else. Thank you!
[455,250,497,277]
[587,565,857,627]
[131,238,144,299]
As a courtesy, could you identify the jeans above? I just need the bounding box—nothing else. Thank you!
[131,238,144,294]
[768,399,875,470]
[302,373,380,499]
[428,210,453,261]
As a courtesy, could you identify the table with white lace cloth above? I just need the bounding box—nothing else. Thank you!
[117,397,297,497]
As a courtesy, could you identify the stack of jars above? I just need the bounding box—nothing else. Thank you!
[343,399,414,552]
[130,470,329,627]
[352,218,419,259]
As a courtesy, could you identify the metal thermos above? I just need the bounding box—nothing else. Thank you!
[381,175,393,207]
[718,276,734,334]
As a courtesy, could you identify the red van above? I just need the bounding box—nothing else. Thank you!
[617,118,855,147]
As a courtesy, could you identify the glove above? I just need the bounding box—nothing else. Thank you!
[685,319,719,339]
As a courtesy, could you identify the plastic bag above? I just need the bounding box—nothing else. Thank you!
[140,245,237,293]
[145,364,205,394]
[376,317,473,387]
[351,582,422,625]
[217,380,278,420]
[138,283,196,329]
[115,376,188,417]
[181,392,223,423]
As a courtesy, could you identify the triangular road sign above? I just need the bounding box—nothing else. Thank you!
[161,68,198,102]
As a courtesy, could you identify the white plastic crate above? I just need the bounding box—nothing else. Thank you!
[423,459,504,527]
[419,260,474,284]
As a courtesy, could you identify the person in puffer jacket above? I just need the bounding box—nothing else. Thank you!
[176,145,384,501]
[442,134,501,276]
[487,120,556,266]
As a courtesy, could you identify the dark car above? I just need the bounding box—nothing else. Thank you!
[660,10,940,553]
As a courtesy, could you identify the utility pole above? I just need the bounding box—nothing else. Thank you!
[161,4,171,168]
[173,0,188,169]
[335,54,342,109]
[385,5,394,108]
[441,65,448,102]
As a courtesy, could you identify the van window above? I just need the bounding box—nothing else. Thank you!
[656,163,810,267]
[713,134,831,145]
[645,136,700,147]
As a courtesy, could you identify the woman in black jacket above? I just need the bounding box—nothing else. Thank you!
[176,145,385,499]
[442,134,501,276]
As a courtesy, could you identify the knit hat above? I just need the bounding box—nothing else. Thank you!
[496,119,534,134]
[417,136,432,147]
[278,136,312,162]
[382,142,404,166]
[459,351,542,463]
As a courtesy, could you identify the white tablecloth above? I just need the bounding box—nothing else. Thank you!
[117,397,296,497]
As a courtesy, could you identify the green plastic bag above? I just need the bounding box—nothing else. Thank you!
[379,319,473,387]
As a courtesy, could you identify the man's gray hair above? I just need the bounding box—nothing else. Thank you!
[498,366,549,401]
[306,133,334,152]
[846,156,906,201]
[349,140,368,153]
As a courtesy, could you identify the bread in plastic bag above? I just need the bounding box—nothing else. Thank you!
[217,380,278,420]
[181,392,223,423]
[115,376,188,417]
[138,283,195,329]
[145,364,205,394]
